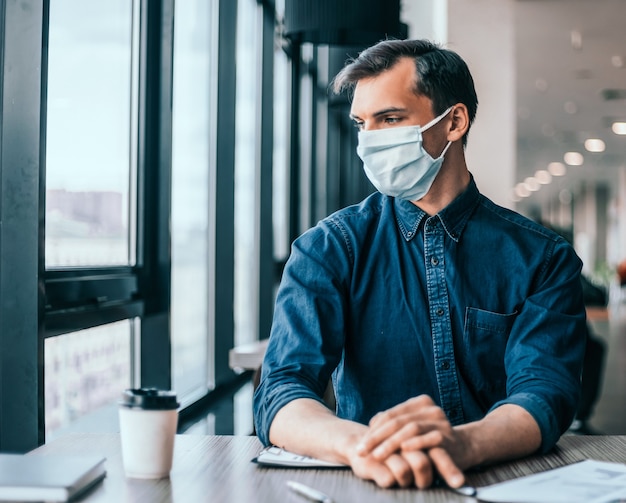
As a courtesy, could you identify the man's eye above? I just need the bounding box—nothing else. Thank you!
[353,121,364,131]
[384,117,401,124]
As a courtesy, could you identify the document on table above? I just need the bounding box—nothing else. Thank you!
[477,459,626,503]
[253,446,348,468]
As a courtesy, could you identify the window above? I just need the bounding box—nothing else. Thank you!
[46,0,136,268]
[0,0,282,449]
[272,12,291,263]
[171,0,214,402]
[234,0,262,346]
[45,321,132,440]
[43,0,139,437]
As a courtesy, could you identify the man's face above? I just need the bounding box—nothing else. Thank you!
[350,57,450,156]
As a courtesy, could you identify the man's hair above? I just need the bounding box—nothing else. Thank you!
[332,39,478,145]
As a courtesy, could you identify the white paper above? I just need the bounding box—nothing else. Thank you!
[254,446,347,468]
[477,459,626,503]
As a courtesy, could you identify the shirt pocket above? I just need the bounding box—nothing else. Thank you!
[463,307,517,393]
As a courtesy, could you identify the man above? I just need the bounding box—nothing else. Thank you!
[253,39,586,490]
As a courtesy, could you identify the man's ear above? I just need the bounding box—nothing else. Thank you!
[447,104,469,142]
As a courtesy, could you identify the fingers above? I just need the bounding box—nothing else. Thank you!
[400,428,444,452]
[369,395,435,428]
[358,396,443,457]
[382,453,415,488]
[351,395,464,490]
[369,422,440,461]
[350,452,414,488]
[351,442,462,490]
[359,459,398,488]
[357,417,420,457]
[428,447,465,488]
[400,449,435,489]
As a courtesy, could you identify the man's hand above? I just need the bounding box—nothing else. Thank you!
[356,395,468,488]
[269,397,443,489]
[346,439,437,488]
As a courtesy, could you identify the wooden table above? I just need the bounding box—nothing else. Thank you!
[31,433,626,502]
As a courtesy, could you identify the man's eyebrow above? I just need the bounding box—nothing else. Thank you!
[372,107,407,117]
[350,107,408,121]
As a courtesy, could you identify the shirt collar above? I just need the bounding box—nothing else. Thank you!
[393,174,481,243]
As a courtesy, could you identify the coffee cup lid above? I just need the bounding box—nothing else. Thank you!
[119,388,179,410]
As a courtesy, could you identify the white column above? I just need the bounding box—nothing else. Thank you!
[448,0,516,208]
[403,0,517,209]
[573,182,597,276]
[401,0,448,43]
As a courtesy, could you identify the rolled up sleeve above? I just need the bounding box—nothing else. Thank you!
[491,237,586,453]
[253,222,349,445]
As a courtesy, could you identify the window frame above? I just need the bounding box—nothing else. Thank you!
[0,0,284,450]
[0,0,48,452]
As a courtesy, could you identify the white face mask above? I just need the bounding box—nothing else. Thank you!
[356,107,453,201]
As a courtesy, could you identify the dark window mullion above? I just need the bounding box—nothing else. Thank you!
[43,267,143,337]
[135,0,174,389]
[45,268,138,309]
[0,0,47,452]
[257,2,276,341]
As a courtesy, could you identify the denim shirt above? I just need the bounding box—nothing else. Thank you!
[254,177,586,453]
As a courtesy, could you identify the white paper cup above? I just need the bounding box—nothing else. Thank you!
[118,388,179,479]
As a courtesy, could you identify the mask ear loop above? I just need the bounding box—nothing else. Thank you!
[437,140,452,160]
[420,106,454,132]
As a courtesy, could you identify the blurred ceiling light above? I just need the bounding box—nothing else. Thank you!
[524,177,540,192]
[535,170,552,184]
[584,138,606,152]
[564,151,584,166]
[559,189,572,205]
[564,101,577,114]
[570,30,582,50]
[535,78,548,92]
[515,183,531,198]
[612,122,626,135]
[548,162,567,176]
[612,55,624,68]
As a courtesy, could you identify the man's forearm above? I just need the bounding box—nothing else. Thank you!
[269,398,367,465]
[454,404,542,469]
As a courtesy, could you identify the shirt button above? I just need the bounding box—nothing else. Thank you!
[407,231,412,237]
[441,360,450,370]
[436,308,444,316]
[431,257,439,266]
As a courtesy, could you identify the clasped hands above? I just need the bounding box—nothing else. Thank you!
[348,395,469,489]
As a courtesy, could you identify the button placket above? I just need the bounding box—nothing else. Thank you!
[424,217,465,425]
